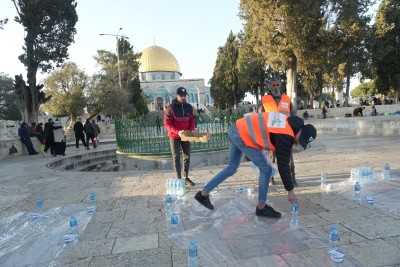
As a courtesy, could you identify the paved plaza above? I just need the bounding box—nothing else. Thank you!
[0,132,399,267]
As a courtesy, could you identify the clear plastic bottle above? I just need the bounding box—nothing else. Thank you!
[87,192,96,212]
[188,240,199,267]
[291,203,298,225]
[354,181,361,201]
[69,215,78,240]
[177,179,185,198]
[321,172,327,188]
[328,225,339,251]
[384,163,390,179]
[171,212,178,226]
[36,198,44,217]
[166,194,172,214]
[235,187,245,193]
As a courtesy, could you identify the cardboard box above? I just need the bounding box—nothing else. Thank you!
[181,131,211,142]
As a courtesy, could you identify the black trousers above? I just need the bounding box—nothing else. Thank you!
[169,138,191,179]
[75,134,87,148]
[86,133,95,148]
[44,139,54,155]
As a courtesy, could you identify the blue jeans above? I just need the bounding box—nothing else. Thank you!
[204,123,272,202]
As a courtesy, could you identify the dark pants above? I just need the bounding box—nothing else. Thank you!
[169,138,191,179]
[21,138,37,155]
[54,141,66,155]
[75,134,86,148]
[44,139,54,155]
[86,133,95,148]
[31,133,44,144]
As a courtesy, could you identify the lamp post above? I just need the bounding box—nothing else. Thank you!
[99,28,129,90]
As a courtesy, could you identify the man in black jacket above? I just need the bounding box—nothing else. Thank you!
[43,118,61,156]
[73,118,87,150]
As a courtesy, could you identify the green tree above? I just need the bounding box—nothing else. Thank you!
[350,81,377,98]
[89,37,147,118]
[210,31,245,109]
[12,0,78,124]
[373,0,400,103]
[41,62,87,126]
[0,73,22,120]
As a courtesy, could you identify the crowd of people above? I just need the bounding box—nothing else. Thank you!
[18,117,101,157]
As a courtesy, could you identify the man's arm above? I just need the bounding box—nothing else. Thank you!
[271,133,294,191]
[163,105,179,135]
[189,105,195,131]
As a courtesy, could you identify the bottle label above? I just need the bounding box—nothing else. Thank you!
[189,249,198,257]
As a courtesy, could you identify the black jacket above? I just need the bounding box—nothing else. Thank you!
[73,121,85,136]
[270,116,304,191]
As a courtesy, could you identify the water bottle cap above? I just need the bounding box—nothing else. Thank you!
[330,225,337,229]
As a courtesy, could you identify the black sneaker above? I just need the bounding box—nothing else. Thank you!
[255,204,281,218]
[269,177,276,186]
[194,191,214,210]
[185,178,195,186]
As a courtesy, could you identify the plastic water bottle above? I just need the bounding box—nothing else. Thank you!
[171,212,178,226]
[69,215,78,240]
[188,240,199,267]
[384,163,390,179]
[354,181,361,201]
[177,179,185,198]
[321,172,327,188]
[87,192,96,212]
[235,187,245,193]
[166,194,172,214]
[36,198,44,217]
[291,203,298,225]
[328,225,339,251]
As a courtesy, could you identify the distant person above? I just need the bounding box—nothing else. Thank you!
[164,87,196,186]
[73,118,87,150]
[322,103,328,119]
[92,120,101,144]
[18,122,39,155]
[53,120,66,156]
[370,106,378,116]
[28,122,44,144]
[353,106,365,117]
[35,122,44,135]
[303,111,309,120]
[155,116,161,135]
[83,119,96,149]
[97,114,102,122]
[43,118,61,156]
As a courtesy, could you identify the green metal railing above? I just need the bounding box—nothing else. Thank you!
[115,114,242,156]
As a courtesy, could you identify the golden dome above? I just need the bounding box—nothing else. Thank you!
[139,45,180,74]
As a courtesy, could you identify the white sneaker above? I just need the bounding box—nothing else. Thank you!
[76,148,80,151]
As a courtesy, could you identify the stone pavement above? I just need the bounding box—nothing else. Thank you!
[0,133,399,267]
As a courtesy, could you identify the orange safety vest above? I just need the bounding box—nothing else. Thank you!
[236,112,294,151]
[261,94,291,116]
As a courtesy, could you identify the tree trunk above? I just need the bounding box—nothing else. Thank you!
[316,71,323,109]
[286,54,297,112]
[343,75,351,107]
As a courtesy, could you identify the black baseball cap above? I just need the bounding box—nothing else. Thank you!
[176,87,187,96]
[299,124,317,150]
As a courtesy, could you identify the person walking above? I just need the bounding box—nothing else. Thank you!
[18,122,39,155]
[83,119,96,150]
[261,78,297,186]
[164,87,196,186]
[194,112,317,217]
[53,120,66,156]
[43,118,61,156]
[92,120,101,145]
[73,118,87,150]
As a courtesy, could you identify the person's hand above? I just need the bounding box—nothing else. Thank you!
[288,190,298,204]
[178,130,184,137]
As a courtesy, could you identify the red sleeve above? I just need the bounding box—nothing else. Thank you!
[164,105,179,135]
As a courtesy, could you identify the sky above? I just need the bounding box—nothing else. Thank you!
[0,0,243,85]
